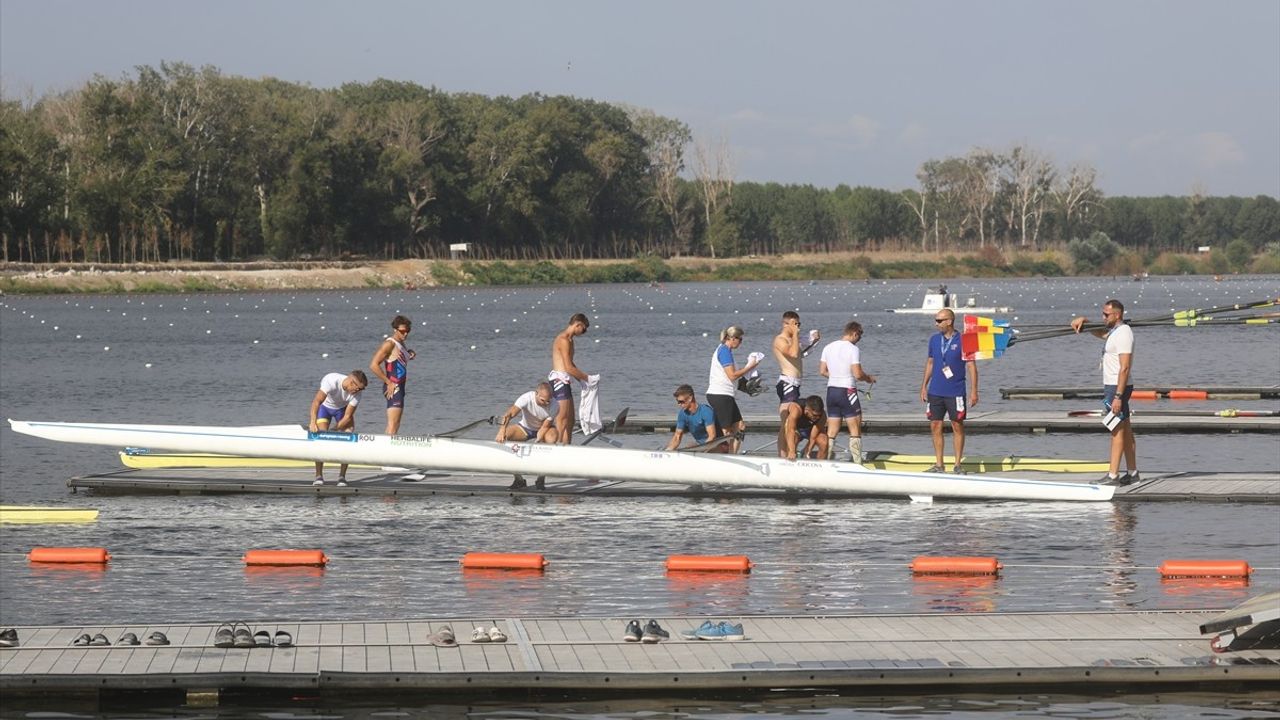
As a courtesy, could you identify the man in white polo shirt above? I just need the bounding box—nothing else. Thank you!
[1071,298,1139,486]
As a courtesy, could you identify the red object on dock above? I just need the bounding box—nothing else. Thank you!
[665,554,753,573]
[243,549,329,566]
[909,556,1002,575]
[1130,390,1158,400]
[1157,559,1252,578]
[27,547,110,564]
[1168,390,1209,400]
[461,552,547,570]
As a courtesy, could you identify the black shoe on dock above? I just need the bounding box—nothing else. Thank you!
[641,620,669,643]
[509,475,528,490]
[622,620,642,642]
[1120,471,1142,486]
[535,476,546,490]
[1099,473,1121,486]
[0,628,17,648]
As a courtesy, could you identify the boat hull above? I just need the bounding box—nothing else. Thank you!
[119,449,399,470]
[9,420,1114,502]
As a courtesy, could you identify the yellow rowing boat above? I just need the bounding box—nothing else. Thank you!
[863,452,1108,473]
[0,505,100,524]
[119,450,395,470]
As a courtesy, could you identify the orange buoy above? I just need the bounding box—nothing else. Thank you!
[1129,390,1158,400]
[461,552,547,570]
[28,547,110,564]
[243,549,328,566]
[665,554,753,573]
[1158,559,1252,578]
[1168,390,1208,400]
[909,556,1002,575]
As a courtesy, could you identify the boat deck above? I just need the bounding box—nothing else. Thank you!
[67,466,1280,503]
[621,411,1280,434]
[3,610,1276,696]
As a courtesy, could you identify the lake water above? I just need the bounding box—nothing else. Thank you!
[1,275,1278,718]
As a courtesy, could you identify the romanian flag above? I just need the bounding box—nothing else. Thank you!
[961,316,1011,361]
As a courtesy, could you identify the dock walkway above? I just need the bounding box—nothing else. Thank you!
[67,467,1280,503]
[3,610,1277,696]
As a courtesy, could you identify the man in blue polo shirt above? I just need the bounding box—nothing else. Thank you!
[919,309,979,473]
[667,384,719,451]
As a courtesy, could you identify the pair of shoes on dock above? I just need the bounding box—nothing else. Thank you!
[508,475,546,490]
[70,631,169,647]
[680,620,745,641]
[622,619,669,643]
[213,623,292,648]
[0,628,18,648]
[313,476,348,487]
[1099,471,1142,487]
[470,625,508,643]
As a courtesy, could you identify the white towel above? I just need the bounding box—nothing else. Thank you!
[578,374,602,435]
[745,351,765,380]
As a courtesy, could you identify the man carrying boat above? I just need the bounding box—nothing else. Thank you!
[369,315,416,435]
[549,313,591,444]
[920,308,978,473]
[773,311,819,460]
[1071,299,1139,486]
[667,384,720,451]
[495,382,559,444]
[819,321,875,462]
[308,370,369,486]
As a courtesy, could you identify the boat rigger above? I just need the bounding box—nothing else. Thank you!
[9,419,1113,502]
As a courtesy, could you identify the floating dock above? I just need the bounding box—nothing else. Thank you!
[65,466,1280,503]
[1000,386,1280,400]
[2,611,1276,699]
[621,411,1280,435]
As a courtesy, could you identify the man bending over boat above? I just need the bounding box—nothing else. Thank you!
[308,370,368,487]
[1071,299,1139,486]
[819,321,876,462]
[369,315,416,435]
[495,382,560,444]
[773,311,820,460]
[667,384,721,451]
[795,395,830,460]
[549,313,591,444]
[920,308,978,474]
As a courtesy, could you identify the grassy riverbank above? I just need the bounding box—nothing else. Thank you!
[0,249,1267,294]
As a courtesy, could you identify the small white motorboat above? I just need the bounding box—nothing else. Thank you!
[889,286,1011,314]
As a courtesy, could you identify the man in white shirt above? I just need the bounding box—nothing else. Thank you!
[818,321,876,462]
[1071,299,1138,485]
[495,382,559,444]
[307,370,368,487]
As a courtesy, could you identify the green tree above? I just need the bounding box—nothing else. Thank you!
[1067,231,1119,273]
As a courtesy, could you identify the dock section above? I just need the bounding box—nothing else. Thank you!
[2,610,1277,697]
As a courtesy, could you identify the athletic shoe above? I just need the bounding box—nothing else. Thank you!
[641,619,669,644]
[118,632,140,646]
[509,475,528,490]
[951,465,966,475]
[312,478,324,486]
[1098,473,1121,486]
[694,621,745,641]
[622,620,642,642]
[1121,471,1142,486]
[0,628,18,648]
[923,465,944,473]
[680,620,717,640]
[336,478,348,487]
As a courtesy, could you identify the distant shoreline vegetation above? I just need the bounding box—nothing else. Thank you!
[2,247,1276,295]
[2,62,1277,273]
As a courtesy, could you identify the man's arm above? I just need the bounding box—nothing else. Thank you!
[920,357,934,402]
[369,340,396,397]
[665,427,686,451]
[495,404,521,441]
[308,390,326,432]
[336,405,357,431]
[967,359,979,407]
[852,363,876,384]
[555,336,589,382]
[1070,317,1108,339]
[819,360,830,378]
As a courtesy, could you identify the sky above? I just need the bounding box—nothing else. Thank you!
[2,0,1278,198]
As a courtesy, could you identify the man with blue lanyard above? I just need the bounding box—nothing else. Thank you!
[1071,299,1138,485]
[919,308,978,473]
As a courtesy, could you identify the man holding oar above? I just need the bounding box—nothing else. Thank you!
[1071,299,1139,486]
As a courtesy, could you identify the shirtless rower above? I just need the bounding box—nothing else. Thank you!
[548,313,590,445]
[773,311,819,459]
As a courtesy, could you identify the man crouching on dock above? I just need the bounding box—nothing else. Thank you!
[308,370,368,487]
[549,313,591,444]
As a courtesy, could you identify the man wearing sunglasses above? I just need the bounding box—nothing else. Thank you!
[920,309,978,473]
[666,384,719,451]
[1071,299,1138,486]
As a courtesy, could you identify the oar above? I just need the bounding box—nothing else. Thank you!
[1008,297,1280,345]
[1144,297,1279,324]
[436,416,496,438]
[579,407,629,446]
[1068,409,1280,418]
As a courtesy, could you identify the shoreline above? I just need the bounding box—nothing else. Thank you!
[0,250,1242,294]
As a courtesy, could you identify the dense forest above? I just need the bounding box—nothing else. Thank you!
[2,63,1278,264]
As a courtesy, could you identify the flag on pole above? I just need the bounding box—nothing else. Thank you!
[961,316,1011,360]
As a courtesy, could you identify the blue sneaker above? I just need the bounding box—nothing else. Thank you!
[694,621,745,641]
[680,620,717,640]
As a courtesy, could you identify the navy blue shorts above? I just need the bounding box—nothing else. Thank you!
[926,394,967,423]
[825,386,862,420]
[1102,384,1133,422]
[316,404,347,426]
[550,378,572,401]
[776,379,801,405]
[385,379,406,409]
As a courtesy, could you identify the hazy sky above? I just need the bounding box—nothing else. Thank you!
[3,0,1277,197]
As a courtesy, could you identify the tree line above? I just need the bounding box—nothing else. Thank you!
[2,62,1277,264]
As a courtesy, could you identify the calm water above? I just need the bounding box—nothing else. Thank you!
[1,275,1278,717]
